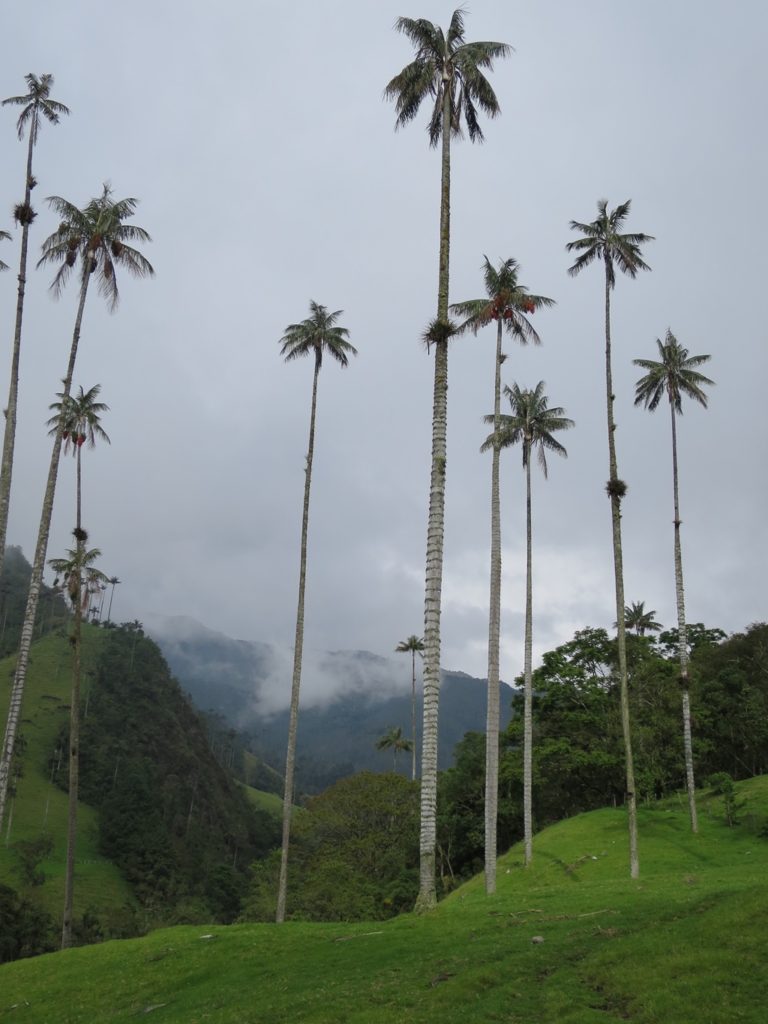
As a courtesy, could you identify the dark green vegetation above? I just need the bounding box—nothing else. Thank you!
[0,545,67,659]
[1,777,767,1023]
[0,614,280,958]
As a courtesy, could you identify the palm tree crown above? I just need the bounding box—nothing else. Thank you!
[279,301,357,369]
[38,184,154,311]
[622,601,662,636]
[633,330,714,413]
[484,381,574,472]
[49,544,107,610]
[46,384,111,453]
[396,635,424,656]
[451,257,554,342]
[2,73,70,145]
[384,11,511,146]
[567,199,653,288]
[0,230,9,272]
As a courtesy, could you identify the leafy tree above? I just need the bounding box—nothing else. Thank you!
[0,883,55,963]
[451,258,553,891]
[275,301,357,923]
[566,199,653,879]
[385,9,510,913]
[0,185,153,831]
[622,600,662,636]
[395,634,424,780]
[484,381,572,864]
[376,726,414,770]
[634,329,714,832]
[48,539,107,947]
[0,75,70,582]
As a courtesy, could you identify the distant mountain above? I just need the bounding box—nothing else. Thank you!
[146,615,516,791]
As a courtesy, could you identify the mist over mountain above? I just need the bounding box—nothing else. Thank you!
[145,615,516,783]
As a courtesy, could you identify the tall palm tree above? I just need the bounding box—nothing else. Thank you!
[385,10,510,913]
[0,184,153,830]
[483,381,572,865]
[634,329,714,833]
[395,634,424,781]
[48,538,107,948]
[376,726,414,771]
[0,75,70,581]
[106,576,121,622]
[275,301,357,923]
[622,600,662,637]
[566,199,652,879]
[451,257,553,893]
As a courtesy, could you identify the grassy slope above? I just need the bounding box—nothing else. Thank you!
[1,777,766,1023]
[237,781,283,819]
[0,629,133,918]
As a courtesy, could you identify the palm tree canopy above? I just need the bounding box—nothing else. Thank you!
[37,183,154,311]
[621,600,662,635]
[376,726,413,753]
[483,381,574,477]
[566,199,653,289]
[2,73,70,144]
[0,230,9,272]
[48,545,108,609]
[396,635,425,655]
[633,329,714,413]
[384,10,511,146]
[450,256,555,344]
[279,301,357,369]
[46,383,110,454]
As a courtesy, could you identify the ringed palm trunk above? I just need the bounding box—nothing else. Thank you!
[670,403,698,832]
[603,263,639,879]
[416,82,452,914]
[0,128,37,581]
[276,350,320,923]
[0,269,91,829]
[411,650,417,781]
[61,441,83,949]
[484,317,503,893]
[523,442,534,865]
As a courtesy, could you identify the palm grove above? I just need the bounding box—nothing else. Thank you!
[3,10,753,941]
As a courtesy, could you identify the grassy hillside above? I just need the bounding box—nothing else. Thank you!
[1,777,766,1023]
[0,629,134,920]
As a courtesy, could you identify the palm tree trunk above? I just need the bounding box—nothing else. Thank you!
[523,443,534,866]
[276,351,321,923]
[416,82,452,915]
[670,403,698,832]
[0,129,36,581]
[603,265,639,879]
[484,318,503,894]
[411,651,417,782]
[0,269,91,829]
[107,581,117,622]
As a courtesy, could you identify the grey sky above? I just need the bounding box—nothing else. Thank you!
[1,2,766,699]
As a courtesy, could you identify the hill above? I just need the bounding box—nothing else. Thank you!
[1,776,766,1022]
[146,615,516,788]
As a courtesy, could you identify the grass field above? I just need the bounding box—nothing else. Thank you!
[1,776,766,1023]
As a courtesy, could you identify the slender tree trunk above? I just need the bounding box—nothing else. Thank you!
[0,270,91,829]
[416,82,452,914]
[107,581,117,622]
[670,403,698,832]
[603,265,639,879]
[411,651,417,781]
[484,318,503,893]
[0,130,36,580]
[523,444,534,866]
[276,351,321,923]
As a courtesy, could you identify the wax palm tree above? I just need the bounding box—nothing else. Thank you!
[566,199,652,879]
[483,381,573,865]
[47,385,110,534]
[106,576,121,622]
[275,301,357,923]
[385,9,510,913]
[0,185,153,829]
[634,329,714,833]
[0,75,70,582]
[48,537,107,948]
[396,635,424,781]
[376,726,414,771]
[451,257,554,893]
[622,600,662,637]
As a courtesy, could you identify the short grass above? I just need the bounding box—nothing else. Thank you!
[1,777,766,1023]
[237,781,283,819]
[0,629,134,917]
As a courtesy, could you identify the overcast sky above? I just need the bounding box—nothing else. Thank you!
[1,1,766,694]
